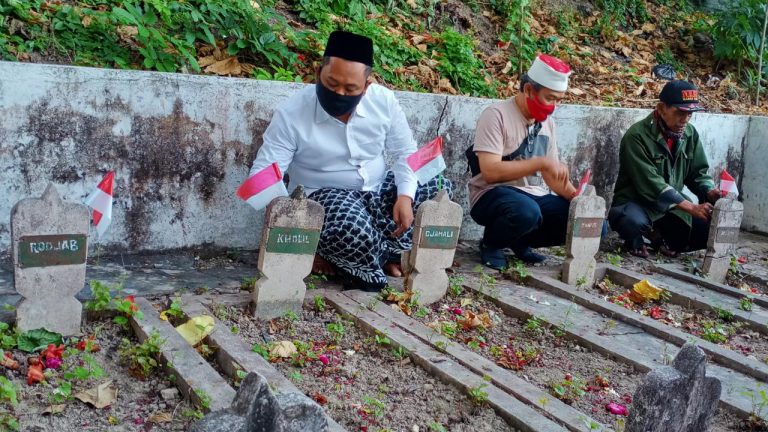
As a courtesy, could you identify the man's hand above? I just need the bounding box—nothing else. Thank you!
[392,195,414,238]
[680,200,713,221]
[538,157,569,185]
[707,188,723,203]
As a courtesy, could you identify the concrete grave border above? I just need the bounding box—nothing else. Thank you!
[652,263,768,309]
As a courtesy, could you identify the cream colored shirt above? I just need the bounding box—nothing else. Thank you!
[468,99,559,208]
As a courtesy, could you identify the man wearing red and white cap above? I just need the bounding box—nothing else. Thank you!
[468,54,578,269]
[609,80,721,257]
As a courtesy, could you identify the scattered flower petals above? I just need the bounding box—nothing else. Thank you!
[44,357,62,370]
[737,256,747,264]
[606,402,628,416]
[318,354,330,365]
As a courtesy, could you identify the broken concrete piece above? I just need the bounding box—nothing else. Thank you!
[252,186,324,320]
[626,343,721,432]
[190,372,327,432]
[702,194,743,283]
[562,186,605,288]
[403,190,463,304]
[11,184,89,336]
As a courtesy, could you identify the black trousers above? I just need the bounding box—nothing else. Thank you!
[608,201,709,252]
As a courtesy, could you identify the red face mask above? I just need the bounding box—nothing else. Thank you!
[526,90,556,122]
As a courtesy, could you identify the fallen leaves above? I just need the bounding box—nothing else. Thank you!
[148,412,173,423]
[1,352,19,370]
[42,404,66,415]
[74,381,118,409]
[456,310,493,331]
[27,357,45,385]
[270,341,297,358]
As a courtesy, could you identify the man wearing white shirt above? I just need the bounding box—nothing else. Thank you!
[249,31,452,292]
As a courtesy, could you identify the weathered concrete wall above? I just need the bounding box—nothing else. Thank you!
[0,62,756,251]
[743,116,768,234]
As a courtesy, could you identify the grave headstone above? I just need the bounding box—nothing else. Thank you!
[252,186,324,320]
[701,194,743,283]
[626,343,721,432]
[562,186,606,288]
[402,190,463,304]
[190,372,327,432]
[11,183,89,336]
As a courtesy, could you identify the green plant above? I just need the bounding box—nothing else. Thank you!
[655,47,685,72]
[49,381,72,404]
[241,277,258,290]
[440,321,458,338]
[508,259,530,280]
[700,320,733,344]
[251,342,270,360]
[118,330,164,377]
[448,275,465,296]
[288,370,303,382]
[284,311,300,322]
[474,265,498,294]
[305,274,327,290]
[313,296,327,312]
[606,253,623,267]
[740,297,754,312]
[414,307,429,318]
[741,384,768,429]
[374,333,391,346]
[594,0,648,29]
[362,395,386,419]
[291,340,319,367]
[85,280,114,312]
[432,27,496,97]
[0,323,17,351]
[468,383,489,404]
[163,296,184,320]
[575,276,588,288]
[230,325,240,335]
[194,388,212,410]
[525,316,544,336]
[0,377,18,406]
[550,374,586,404]
[326,320,346,342]
[113,296,143,327]
[434,340,448,353]
[63,351,106,381]
[391,346,408,360]
[710,0,768,81]
[428,421,447,432]
[714,305,735,322]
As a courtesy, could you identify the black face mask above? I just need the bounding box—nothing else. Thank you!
[316,80,364,117]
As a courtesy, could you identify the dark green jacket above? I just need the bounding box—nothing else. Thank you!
[612,113,714,226]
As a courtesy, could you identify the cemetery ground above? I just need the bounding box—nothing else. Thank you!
[0,231,768,431]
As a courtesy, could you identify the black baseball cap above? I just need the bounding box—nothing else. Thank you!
[659,80,704,112]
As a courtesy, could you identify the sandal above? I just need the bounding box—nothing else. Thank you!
[628,245,650,258]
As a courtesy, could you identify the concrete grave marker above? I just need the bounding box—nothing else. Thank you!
[627,343,721,432]
[702,193,743,283]
[402,190,463,304]
[11,183,89,336]
[562,185,606,288]
[252,186,324,320]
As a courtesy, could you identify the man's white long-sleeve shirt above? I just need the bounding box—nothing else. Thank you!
[249,84,419,199]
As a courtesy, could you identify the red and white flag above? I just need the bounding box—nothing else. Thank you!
[407,137,446,185]
[237,163,288,211]
[84,171,114,239]
[720,169,738,196]
[575,169,592,196]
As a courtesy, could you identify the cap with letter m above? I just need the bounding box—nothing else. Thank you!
[659,80,704,112]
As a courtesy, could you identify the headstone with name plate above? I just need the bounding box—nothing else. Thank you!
[11,183,89,336]
[701,193,743,283]
[402,190,463,304]
[252,186,324,320]
[562,186,606,288]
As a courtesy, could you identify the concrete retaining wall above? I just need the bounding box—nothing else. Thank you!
[743,116,768,234]
[0,61,759,252]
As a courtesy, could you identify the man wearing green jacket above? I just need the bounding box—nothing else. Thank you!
[609,80,722,258]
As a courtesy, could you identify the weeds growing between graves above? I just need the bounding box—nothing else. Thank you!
[118,330,164,378]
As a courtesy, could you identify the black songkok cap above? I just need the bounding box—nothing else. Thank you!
[323,31,374,67]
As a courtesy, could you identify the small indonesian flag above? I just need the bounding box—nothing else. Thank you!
[720,169,738,196]
[84,171,114,239]
[575,169,592,196]
[237,163,288,211]
[407,137,446,185]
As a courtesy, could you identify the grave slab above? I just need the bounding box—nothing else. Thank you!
[253,187,324,320]
[652,263,768,309]
[325,291,568,432]
[562,186,606,288]
[342,290,604,432]
[627,344,721,432]
[461,276,763,421]
[403,190,463,304]
[702,195,744,283]
[11,184,89,335]
[130,297,236,411]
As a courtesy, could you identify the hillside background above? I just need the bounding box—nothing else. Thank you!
[1,0,766,114]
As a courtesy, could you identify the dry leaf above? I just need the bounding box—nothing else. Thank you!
[634,85,645,96]
[569,87,585,96]
[205,57,242,76]
[116,26,138,43]
[417,44,427,53]
[75,381,117,409]
[249,0,261,9]
[197,55,217,68]
[411,35,426,45]
[501,61,512,74]
[641,23,656,33]
[81,16,93,27]
[437,78,457,95]
[270,341,297,358]
[148,412,173,423]
[42,404,66,415]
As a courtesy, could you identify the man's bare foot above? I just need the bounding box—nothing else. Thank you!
[312,255,337,276]
[384,262,403,277]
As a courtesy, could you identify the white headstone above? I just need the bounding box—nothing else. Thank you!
[702,194,743,283]
[403,190,463,304]
[562,186,606,288]
[252,186,324,320]
[11,184,89,336]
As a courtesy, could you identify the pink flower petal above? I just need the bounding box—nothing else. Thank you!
[606,402,628,416]
[318,354,330,365]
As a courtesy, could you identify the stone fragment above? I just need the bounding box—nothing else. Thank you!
[403,190,463,304]
[562,186,606,288]
[252,186,324,320]
[190,372,327,432]
[11,183,89,336]
[626,344,721,432]
[160,387,180,401]
[702,194,743,283]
